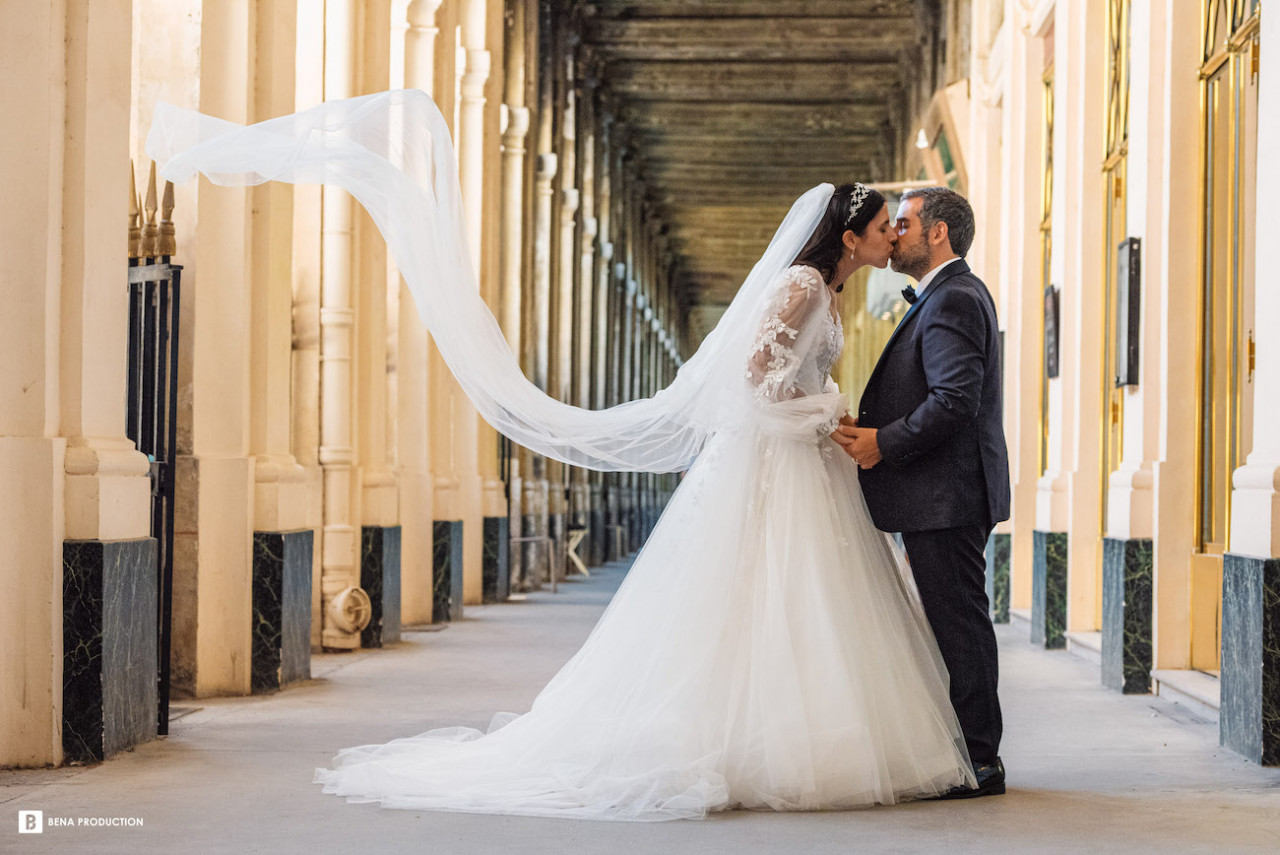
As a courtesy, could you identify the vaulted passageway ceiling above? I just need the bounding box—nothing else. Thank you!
[585,0,925,341]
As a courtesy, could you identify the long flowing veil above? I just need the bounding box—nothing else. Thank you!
[147,89,834,472]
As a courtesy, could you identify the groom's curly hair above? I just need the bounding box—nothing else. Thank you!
[791,183,886,285]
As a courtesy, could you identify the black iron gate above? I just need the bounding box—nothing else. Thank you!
[125,259,181,735]
[125,164,183,734]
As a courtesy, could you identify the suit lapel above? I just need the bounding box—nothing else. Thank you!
[865,259,971,389]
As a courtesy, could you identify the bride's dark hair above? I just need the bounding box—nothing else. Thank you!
[791,183,886,285]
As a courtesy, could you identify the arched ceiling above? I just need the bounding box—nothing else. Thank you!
[585,0,925,343]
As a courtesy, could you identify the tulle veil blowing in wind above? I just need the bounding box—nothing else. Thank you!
[148,89,974,821]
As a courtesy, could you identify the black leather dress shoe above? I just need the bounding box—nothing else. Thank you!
[935,757,1005,800]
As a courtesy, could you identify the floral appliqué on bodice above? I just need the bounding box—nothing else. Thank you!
[747,265,844,404]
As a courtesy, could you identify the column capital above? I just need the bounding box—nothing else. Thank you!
[536,152,559,183]
[461,49,491,101]
[503,104,531,142]
[1230,461,1280,558]
[407,0,444,28]
[561,188,580,219]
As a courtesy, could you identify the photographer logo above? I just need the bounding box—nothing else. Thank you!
[18,811,43,834]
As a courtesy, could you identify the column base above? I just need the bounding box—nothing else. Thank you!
[63,538,157,763]
[549,512,566,582]
[589,483,606,567]
[1102,537,1153,694]
[251,530,313,693]
[519,513,543,589]
[985,532,1010,624]
[432,520,464,621]
[1032,530,1068,649]
[360,526,401,648]
[1221,554,1280,765]
[482,516,510,602]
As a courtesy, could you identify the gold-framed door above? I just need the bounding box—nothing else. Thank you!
[1191,0,1259,672]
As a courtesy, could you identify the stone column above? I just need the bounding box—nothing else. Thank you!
[588,107,613,566]
[402,0,443,623]
[1033,0,1107,651]
[452,0,491,607]
[1222,4,1280,766]
[548,41,580,582]
[520,5,555,587]
[353,1,400,649]
[997,4,1049,620]
[1,0,155,767]
[408,0,465,621]
[249,1,312,690]
[494,0,529,599]
[1100,0,1172,695]
[572,61,598,557]
[1149,0,1200,675]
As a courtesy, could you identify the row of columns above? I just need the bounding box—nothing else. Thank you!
[501,0,685,588]
[0,0,689,767]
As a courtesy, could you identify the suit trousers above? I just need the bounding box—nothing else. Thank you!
[901,524,1003,765]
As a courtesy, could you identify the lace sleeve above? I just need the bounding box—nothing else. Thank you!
[746,265,828,403]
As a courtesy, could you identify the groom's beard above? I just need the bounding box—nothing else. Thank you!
[890,243,931,280]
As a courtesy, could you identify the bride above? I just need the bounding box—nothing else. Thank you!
[148,90,976,821]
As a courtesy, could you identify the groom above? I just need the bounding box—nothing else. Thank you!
[834,187,1010,799]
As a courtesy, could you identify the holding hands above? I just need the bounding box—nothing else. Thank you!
[830,413,881,469]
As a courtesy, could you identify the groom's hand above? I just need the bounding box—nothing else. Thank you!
[844,422,881,469]
[832,416,881,469]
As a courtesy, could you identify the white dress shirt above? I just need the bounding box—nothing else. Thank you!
[913,256,962,297]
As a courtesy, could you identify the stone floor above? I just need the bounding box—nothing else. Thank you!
[4,559,1279,854]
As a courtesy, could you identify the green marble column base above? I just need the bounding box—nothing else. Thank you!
[360,526,401,647]
[251,530,313,693]
[63,538,158,763]
[1101,537,1152,694]
[432,520,464,622]
[1032,530,1068,649]
[482,516,509,603]
[1221,554,1280,765]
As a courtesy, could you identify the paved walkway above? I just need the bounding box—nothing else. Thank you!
[4,560,1279,854]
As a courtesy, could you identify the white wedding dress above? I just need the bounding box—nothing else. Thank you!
[145,90,974,822]
[313,265,973,820]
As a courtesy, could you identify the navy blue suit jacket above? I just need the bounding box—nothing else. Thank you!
[856,259,1011,533]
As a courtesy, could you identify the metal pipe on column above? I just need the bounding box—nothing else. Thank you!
[500,0,530,589]
[319,0,365,650]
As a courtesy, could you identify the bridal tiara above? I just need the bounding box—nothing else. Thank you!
[844,183,871,227]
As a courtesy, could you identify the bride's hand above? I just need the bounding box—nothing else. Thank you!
[830,414,857,452]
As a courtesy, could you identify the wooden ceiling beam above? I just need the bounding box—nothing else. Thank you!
[632,140,870,164]
[642,163,869,181]
[621,101,890,133]
[591,0,917,19]
[587,19,914,62]
[602,61,902,102]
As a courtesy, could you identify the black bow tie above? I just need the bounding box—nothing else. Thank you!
[901,285,918,305]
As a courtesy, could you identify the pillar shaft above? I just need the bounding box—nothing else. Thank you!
[1231,4,1280,558]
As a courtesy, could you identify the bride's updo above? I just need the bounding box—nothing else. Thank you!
[792,182,886,285]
